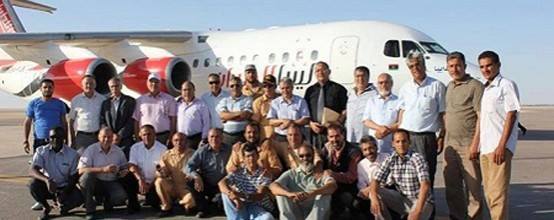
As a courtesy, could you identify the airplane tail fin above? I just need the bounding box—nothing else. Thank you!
[0,0,56,33]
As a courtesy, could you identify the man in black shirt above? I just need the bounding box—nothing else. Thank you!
[304,61,347,149]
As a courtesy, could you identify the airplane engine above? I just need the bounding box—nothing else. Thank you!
[46,58,117,101]
[122,57,190,96]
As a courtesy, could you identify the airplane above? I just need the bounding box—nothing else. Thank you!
[0,0,481,103]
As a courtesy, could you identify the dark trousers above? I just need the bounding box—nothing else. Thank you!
[29,178,83,211]
[331,184,357,219]
[74,131,98,153]
[409,131,438,219]
[156,131,170,147]
[118,136,135,159]
[124,175,160,209]
[186,133,202,150]
[187,181,222,213]
[352,197,374,220]
[32,138,49,153]
[79,172,128,213]
[222,131,244,148]
[310,132,327,150]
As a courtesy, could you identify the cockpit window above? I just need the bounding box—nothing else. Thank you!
[419,42,448,54]
[384,40,400,57]
[402,40,424,57]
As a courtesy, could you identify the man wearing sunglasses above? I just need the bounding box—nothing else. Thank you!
[201,73,230,130]
[216,76,253,147]
[251,74,280,140]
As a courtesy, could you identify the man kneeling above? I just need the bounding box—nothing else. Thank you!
[270,144,337,220]
[219,143,275,220]
[369,129,433,220]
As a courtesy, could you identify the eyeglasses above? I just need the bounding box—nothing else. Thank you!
[298,154,312,159]
[209,81,220,85]
[229,84,240,88]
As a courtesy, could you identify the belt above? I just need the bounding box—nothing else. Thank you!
[408,131,435,136]
[223,130,243,136]
[186,132,202,139]
[274,133,287,142]
[77,131,98,135]
[156,131,170,136]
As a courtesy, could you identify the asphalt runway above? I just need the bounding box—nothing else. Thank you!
[0,107,553,220]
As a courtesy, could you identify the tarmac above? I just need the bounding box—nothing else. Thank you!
[0,106,553,220]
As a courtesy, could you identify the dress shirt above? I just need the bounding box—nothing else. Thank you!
[78,143,127,181]
[159,147,194,186]
[356,153,389,190]
[177,97,210,139]
[362,94,401,153]
[32,144,79,187]
[252,94,279,139]
[216,95,253,133]
[346,84,377,143]
[304,80,348,123]
[129,141,167,183]
[186,143,232,186]
[133,92,177,133]
[69,92,106,132]
[266,95,310,135]
[399,76,446,132]
[201,90,230,129]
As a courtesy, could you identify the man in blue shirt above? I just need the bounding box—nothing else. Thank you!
[23,79,67,154]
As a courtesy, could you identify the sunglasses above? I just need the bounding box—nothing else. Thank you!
[209,81,220,85]
[229,84,240,88]
[298,154,312,158]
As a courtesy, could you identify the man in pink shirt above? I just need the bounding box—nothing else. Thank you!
[133,73,177,146]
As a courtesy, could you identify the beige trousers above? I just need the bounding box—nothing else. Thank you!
[480,149,513,220]
[154,178,195,211]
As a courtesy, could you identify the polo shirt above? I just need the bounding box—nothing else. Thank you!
[479,74,520,155]
[226,167,273,210]
[275,167,335,192]
[32,144,79,187]
[445,75,484,147]
[201,90,230,129]
[78,143,127,181]
[69,92,106,132]
[216,95,253,133]
[26,97,67,139]
[133,92,177,133]
[346,85,377,143]
[267,95,310,135]
[129,141,167,183]
[399,76,446,132]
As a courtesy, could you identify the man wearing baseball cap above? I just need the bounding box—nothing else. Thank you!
[251,74,280,139]
[242,64,264,99]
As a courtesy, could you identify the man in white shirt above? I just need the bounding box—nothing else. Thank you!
[201,73,230,129]
[344,66,377,146]
[128,124,168,209]
[363,73,401,154]
[69,75,106,153]
[477,51,520,220]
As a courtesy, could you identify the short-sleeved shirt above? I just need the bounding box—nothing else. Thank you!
[78,143,127,181]
[69,92,106,132]
[32,144,79,187]
[133,92,177,133]
[177,98,210,139]
[356,153,389,190]
[445,75,484,147]
[252,94,279,139]
[226,167,274,211]
[129,141,167,183]
[201,90,230,129]
[26,97,67,139]
[346,85,377,143]
[216,95,253,133]
[159,147,194,186]
[275,168,335,192]
[186,143,232,186]
[399,76,446,132]
[226,140,282,177]
[362,94,401,153]
[374,151,432,202]
[266,95,310,136]
[480,74,520,155]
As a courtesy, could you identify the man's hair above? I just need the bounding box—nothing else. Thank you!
[140,124,156,133]
[242,142,258,156]
[447,51,466,64]
[287,125,305,141]
[99,127,113,135]
[81,74,96,80]
[108,77,121,84]
[208,73,220,79]
[297,143,314,155]
[230,76,242,84]
[280,77,294,87]
[355,66,370,79]
[378,73,393,84]
[478,50,500,64]
[50,126,66,139]
[40,78,55,86]
[246,122,260,132]
[181,81,195,90]
[392,129,410,142]
[405,50,426,68]
[326,123,344,134]
[316,61,330,71]
[360,135,377,147]
[209,128,223,135]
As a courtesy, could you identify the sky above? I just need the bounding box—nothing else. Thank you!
[1,0,553,108]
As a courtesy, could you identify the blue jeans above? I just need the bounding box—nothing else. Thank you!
[222,194,274,220]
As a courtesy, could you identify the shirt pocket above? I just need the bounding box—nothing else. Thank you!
[418,96,436,113]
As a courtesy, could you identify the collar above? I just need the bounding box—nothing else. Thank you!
[452,74,472,86]
[353,83,375,94]
[378,92,396,100]
[48,144,67,154]
[82,91,98,99]
[148,92,163,98]
[231,94,244,101]
[392,150,414,161]
[240,166,263,176]
[280,95,297,104]
[412,76,431,87]
[178,97,197,104]
[485,73,503,88]
[98,144,116,154]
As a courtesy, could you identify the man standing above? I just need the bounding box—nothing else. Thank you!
[217,76,253,147]
[363,73,401,154]
[268,77,310,160]
[443,51,485,220]
[78,127,128,219]
[128,125,168,209]
[344,66,377,146]
[155,133,195,217]
[270,144,337,220]
[133,72,177,145]
[304,61,347,149]
[100,77,136,157]
[176,81,210,149]
[398,50,446,188]
[478,51,520,220]
[69,75,106,152]
[201,73,230,129]
[29,127,83,220]
[186,128,232,218]
[242,64,264,99]
[251,74,280,140]
[24,79,67,154]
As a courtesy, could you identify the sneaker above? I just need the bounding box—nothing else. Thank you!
[31,202,44,211]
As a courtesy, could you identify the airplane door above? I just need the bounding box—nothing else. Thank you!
[330,36,359,84]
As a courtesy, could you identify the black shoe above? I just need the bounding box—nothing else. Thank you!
[103,201,114,212]
[158,209,172,217]
[85,213,96,220]
[127,202,141,214]
[59,208,69,216]
[196,211,208,218]
[184,207,196,216]
[38,207,51,220]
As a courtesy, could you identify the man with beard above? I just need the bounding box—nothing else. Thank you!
[270,144,337,220]
[201,73,230,130]
[363,73,401,154]
[283,125,323,170]
[320,124,362,219]
[29,127,83,220]
[226,122,282,179]
[242,64,264,99]
[217,76,253,147]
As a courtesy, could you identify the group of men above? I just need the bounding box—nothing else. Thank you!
[23,49,519,220]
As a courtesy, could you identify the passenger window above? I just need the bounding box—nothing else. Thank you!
[227,56,234,65]
[268,53,276,63]
[204,58,211,67]
[193,59,199,68]
[384,40,400,57]
[311,50,319,60]
[402,40,423,57]
[240,55,247,65]
[282,52,290,63]
[252,54,259,62]
[215,57,222,66]
[296,51,304,62]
